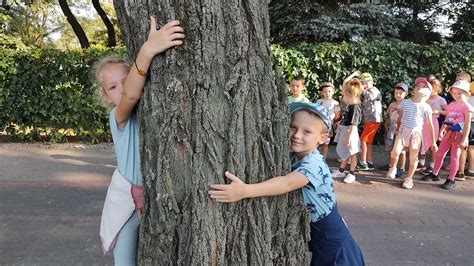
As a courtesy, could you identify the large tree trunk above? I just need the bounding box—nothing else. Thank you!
[113,0,310,264]
[58,0,90,49]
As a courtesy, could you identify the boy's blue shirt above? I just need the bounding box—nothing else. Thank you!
[291,149,336,222]
[109,108,142,186]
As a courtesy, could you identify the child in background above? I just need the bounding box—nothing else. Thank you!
[356,73,382,171]
[423,80,473,189]
[383,82,409,178]
[96,17,184,264]
[331,76,363,184]
[386,78,437,189]
[316,82,341,159]
[209,102,365,265]
[465,82,474,178]
[288,76,310,103]
[419,79,447,175]
[453,71,472,180]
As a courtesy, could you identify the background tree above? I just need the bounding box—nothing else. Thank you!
[91,0,116,47]
[58,0,89,48]
[269,0,408,45]
[113,0,310,264]
[0,0,62,48]
[448,0,473,42]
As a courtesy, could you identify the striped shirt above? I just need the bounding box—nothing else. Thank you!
[399,99,432,131]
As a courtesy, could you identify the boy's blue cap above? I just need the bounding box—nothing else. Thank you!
[289,102,332,132]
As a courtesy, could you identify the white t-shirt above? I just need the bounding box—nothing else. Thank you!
[427,96,447,118]
[468,96,474,122]
[399,99,432,131]
[316,98,340,121]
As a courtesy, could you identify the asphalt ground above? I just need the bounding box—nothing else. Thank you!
[0,143,472,265]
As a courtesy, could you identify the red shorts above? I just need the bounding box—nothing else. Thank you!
[360,122,380,144]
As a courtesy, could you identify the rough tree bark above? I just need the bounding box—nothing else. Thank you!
[113,0,310,264]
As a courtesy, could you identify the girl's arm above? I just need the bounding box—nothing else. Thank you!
[208,171,309,203]
[333,110,341,123]
[115,17,184,128]
[344,125,357,146]
[438,104,448,116]
[425,115,438,152]
[342,70,361,89]
[461,111,472,148]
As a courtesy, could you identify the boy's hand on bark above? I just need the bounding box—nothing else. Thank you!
[209,171,247,203]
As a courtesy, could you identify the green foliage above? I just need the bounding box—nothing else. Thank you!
[2,42,473,143]
[0,46,126,142]
[269,1,408,44]
[272,41,474,105]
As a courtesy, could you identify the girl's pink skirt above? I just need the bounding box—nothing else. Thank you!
[422,116,440,153]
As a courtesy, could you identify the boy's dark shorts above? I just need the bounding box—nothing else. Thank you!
[470,121,474,146]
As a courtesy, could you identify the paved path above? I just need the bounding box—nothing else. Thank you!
[0,144,472,265]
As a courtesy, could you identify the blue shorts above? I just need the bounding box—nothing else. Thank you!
[309,206,365,266]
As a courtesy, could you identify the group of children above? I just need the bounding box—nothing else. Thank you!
[287,71,474,190]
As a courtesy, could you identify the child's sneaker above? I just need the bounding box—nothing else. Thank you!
[331,170,346,178]
[355,162,369,171]
[441,179,455,190]
[386,167,397,179]
[343,173,356,183]
[421,172,437,181]
[455,172,466,181]
[402,178,414,189]
[466,169,474,177]
[421,166,433,175]
[367,162,375,170]
[395,168,405,178]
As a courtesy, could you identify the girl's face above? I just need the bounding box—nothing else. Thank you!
[413,85,430,101]
[450,87,468,102]
[100,64,129,106]
[322,87,334,99]
[394,88,407,101]
[290,111,328,158]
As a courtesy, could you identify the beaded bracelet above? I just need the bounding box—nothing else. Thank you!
[135,61,146,77]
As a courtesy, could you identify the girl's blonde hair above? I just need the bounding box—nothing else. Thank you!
[93,55,130,108]
[343,78,362,101]
[429,78,443,94]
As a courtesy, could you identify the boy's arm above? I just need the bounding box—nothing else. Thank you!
[384,103,393,132]
[209,171,309,203]
[395,109,403,133]
[115,17,184,128]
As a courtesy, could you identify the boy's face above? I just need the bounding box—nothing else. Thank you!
[322,86,334,99]
[290,80,304,97]
[394,88,407,101]
[362,80,373,90]
[290,110,328,158]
